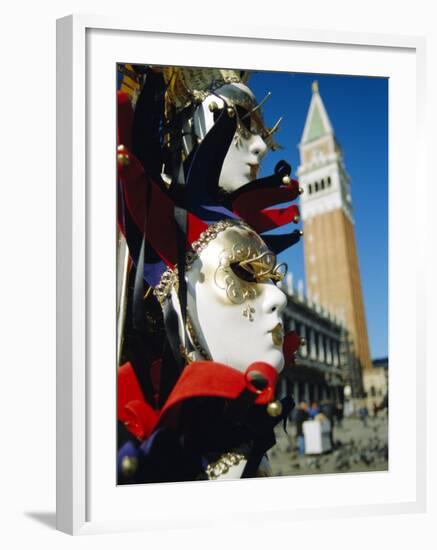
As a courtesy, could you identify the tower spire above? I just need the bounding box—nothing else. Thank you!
[300,81,333,145]
[297,84,372,373]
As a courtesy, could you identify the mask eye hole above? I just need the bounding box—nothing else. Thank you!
[236,106,252,133]
[230,262,256,283]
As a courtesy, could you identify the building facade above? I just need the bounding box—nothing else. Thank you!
[277,274,363,405]
[296,81,372,375]
[363,358,388,412]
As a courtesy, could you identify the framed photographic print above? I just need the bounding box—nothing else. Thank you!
[56,15,426,535]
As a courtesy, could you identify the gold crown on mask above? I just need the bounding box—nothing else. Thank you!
[161,66,281,151]
[162,67,250,112]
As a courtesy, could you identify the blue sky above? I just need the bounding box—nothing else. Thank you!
[249,72,388,360]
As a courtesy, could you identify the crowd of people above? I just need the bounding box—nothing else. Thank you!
[292,394,388,457]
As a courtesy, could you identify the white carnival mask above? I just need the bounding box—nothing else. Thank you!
[169,222,288,373]
[192,83,270,193]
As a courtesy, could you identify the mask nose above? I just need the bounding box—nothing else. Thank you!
[262,283,287,316]
[248,134,268,160]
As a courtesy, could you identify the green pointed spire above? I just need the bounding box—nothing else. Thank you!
[306,106,326,142]
[300,81,333,145]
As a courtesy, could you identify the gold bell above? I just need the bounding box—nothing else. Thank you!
[282,175,291,185]
[121,455,138,477]
[293,215,300,224]
[227,107,235,118]
[117,153,130,167]
[298,187,304,195]
[300,337,307,347]
[209,101,219,113]
[299,230,304,237]
[117,144,126,152]
[267,400,283,417]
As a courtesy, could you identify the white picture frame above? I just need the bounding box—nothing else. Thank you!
[56,14,427,535]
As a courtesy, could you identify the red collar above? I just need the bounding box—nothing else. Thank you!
[118,360,278,440]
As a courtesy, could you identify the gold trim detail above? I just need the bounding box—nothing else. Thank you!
[206,452,246,480]
[242,305,255,322]
[154,219,245,304]
[185,312,212,361]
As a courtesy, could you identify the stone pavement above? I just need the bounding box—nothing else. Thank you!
[267,413,388,477]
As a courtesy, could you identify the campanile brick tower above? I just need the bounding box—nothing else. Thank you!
[297,81,372,371]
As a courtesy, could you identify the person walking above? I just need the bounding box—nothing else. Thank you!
[308,401,320,420]
[359,405,369,427]
[295,401,309,456]
[320,399,336,449]
[336,402,344,428]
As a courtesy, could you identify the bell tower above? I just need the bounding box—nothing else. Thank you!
[297,81,372,371]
